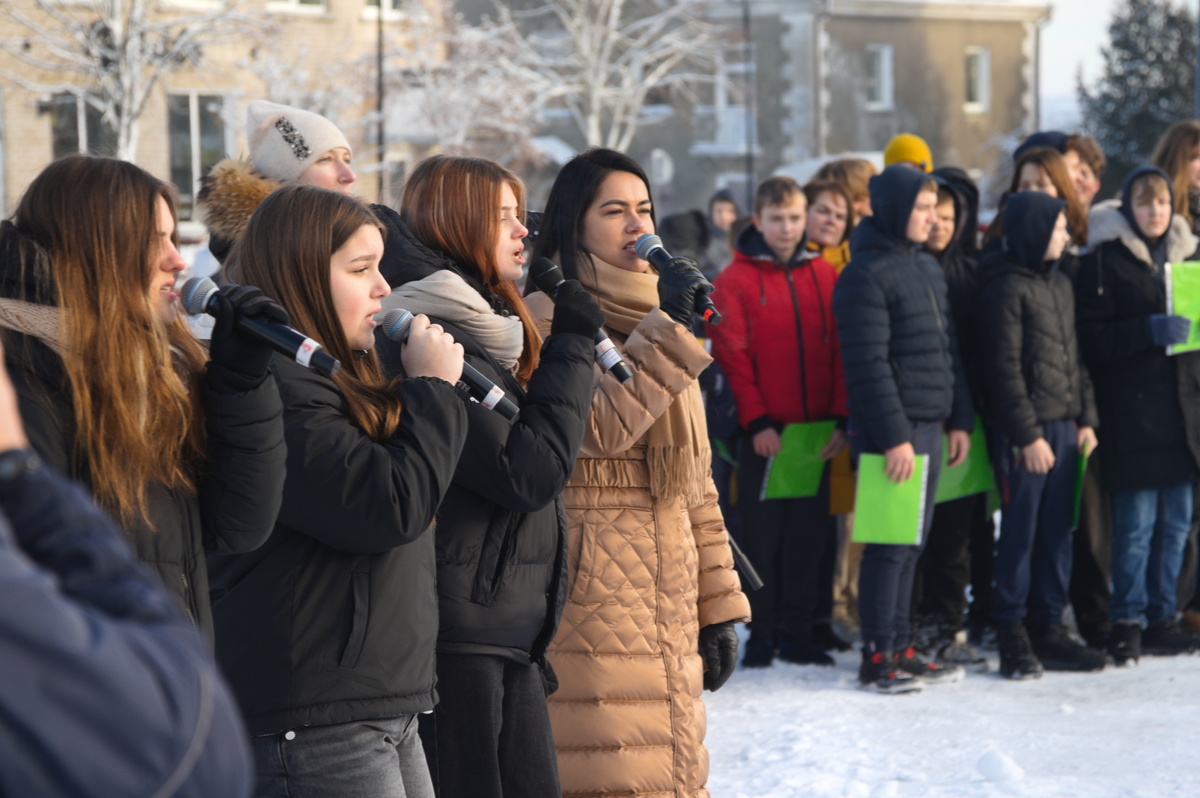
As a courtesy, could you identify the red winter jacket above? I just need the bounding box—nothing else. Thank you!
[710,227,848,434]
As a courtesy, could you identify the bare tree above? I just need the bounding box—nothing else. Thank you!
[0,0,261,160]
[493,0,721,152]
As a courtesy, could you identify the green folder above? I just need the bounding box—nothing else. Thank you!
[851,453,930,546]
[760,420,836,500]
[1165,261,1200,355]
[934,420,997,504]
[1071,442,1092,532]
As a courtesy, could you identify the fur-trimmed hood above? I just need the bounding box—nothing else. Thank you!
[195,158,280,263]
[1087,200,1198,269]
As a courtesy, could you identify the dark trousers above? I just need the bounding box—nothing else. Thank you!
[1068,454,1113,641]
[915,491,993,628]
[738,441,835,638]
[1174,481,1200,613]
[991,420,1077,627]
[852,419,944,653]
[419,655,559,798]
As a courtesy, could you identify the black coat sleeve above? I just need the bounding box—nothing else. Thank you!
[272,362,468,555]
[450,331,594,513]
[1074,246,1158,365]
[982,277,1042,447]
[198,364,288,555]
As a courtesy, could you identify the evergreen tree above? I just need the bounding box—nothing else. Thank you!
[1078,0,1196,194]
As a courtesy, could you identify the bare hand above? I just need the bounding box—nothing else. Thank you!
[946,429,971,467]
[1077,426,1098,457]
[819,428,848,461]
[400,315,464,385]
[0,340,30,452]
[752,427,782,458]
[884,441,915,484]
[1020,438,1056,474]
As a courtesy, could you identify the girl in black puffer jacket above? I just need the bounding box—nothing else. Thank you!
[378,155,602,798]
[208,185,470,798]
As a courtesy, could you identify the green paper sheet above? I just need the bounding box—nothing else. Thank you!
[1165,261,1200,355]
[851,453,930,546]
[934,420,997,504]
[1071,442,1092,532]
[760,420,836,500]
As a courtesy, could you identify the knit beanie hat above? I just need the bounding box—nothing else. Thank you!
[883,133,933,173]
[246,100,351,184]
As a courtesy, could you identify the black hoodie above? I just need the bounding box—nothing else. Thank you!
[832,165,974,452]
[931,167,984,411]
[977,192,1097,447]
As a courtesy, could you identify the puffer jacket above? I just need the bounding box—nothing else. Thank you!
[1076,189,1200,491]
[375,206,595,672]
[977,191,1098,447]
[833,166,974,452]
[526,290,751,798]
[710,225,847,433]
[195,158,279,265]
[932,167,986,412]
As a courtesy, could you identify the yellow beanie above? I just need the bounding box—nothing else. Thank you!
[883,133,933,173]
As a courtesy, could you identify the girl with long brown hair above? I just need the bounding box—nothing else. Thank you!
[1151,120,1200,235]
[374,154,602,798]
[209,184,468,798]
[1000,146,1090,249]
[0,154,286,640]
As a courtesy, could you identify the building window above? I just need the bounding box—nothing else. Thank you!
[965,46,990,114]
[168,93,226,220]
[864,44,894,112]
[48,93,117,158]
[266,0,325,14]
[690,40,758,156]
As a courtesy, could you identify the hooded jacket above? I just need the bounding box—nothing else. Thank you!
[710,224,847,433]
[832,165,974,452]
[372,205,594,673]
[1076,166,1200,490]
[977,192,1097,447]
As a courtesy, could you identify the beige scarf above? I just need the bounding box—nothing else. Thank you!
[0,298,63,354]
[382,270,524,373]
[582,255,710,505]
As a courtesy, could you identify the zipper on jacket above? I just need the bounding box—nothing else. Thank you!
[808,266,829,343]
[180,570,197,626]
[785,265,811,420]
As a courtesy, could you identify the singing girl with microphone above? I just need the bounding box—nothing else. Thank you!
[208,184,469,797]
[0,154,286,644]
[376,154,601,798]
[525,147,751,798]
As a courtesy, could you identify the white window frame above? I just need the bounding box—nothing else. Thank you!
[864,43,894,112]
[266,0,327,16]
[168,91,231,218]
[361,0,407,21]
[964,46,991,115]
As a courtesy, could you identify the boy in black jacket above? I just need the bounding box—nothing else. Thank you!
[833,165,975,693]
[979,191,1105,679]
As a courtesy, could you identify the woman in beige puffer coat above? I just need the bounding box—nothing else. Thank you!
[527,148,751,798]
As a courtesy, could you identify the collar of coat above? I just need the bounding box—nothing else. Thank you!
[1087,200,1198,268]
[195,158,280,242]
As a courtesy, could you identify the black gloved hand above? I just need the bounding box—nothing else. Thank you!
[208,284,291,384]
[656,257,714,327]
[550,279,606,338]
[698,621,739,692]
[1148,313,1192,347]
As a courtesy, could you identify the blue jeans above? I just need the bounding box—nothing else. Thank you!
[1110,483,1195,625]
[252,715,433,798]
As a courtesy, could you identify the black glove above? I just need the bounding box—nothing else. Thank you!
[656,257,714,327]
[208,284,291,384]
[698,621,739,692]
[1148,313,1191,347]
[550,279,607,338]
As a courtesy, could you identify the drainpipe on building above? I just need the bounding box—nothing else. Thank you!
[814,0,830,158]
[377,1,386,204]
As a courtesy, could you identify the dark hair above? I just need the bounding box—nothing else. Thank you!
[530,147,658,285]
[754,176,805,217]
[1065,133,1107,178]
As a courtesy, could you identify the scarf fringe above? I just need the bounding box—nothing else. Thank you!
[647,443,709,507]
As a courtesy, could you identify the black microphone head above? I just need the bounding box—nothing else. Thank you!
[634,234,663,261]
[378,308,413,342]
[530,258,564,295]
[181,276,219,316]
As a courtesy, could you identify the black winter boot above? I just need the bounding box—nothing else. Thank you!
[895,645,965,684]
[778,634,835,666]
[1028,623,1109,672]
[997,624,1043,680]
[1141,620,1199,656]
[1108,622,1141,666]
[741,631,776,668]
[811,621,853,652]
[858,647,923,694]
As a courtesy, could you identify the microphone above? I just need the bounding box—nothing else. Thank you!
[529,257,633,384]
[181,277,341,378]
[378,308,519,420]
[634,234,722,325]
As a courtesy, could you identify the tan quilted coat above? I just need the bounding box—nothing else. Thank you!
[527,295,751,798]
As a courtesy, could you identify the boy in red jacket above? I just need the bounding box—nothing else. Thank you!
[711,176,848,667]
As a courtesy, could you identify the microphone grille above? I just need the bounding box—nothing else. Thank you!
[530,258,564,294]
[181,276,218,316]
[379,308,413,342]
[634,234,662,260]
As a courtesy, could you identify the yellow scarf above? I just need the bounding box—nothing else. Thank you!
[581,255,710,505]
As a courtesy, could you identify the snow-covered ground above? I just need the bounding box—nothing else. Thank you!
[706,632,1200,798]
